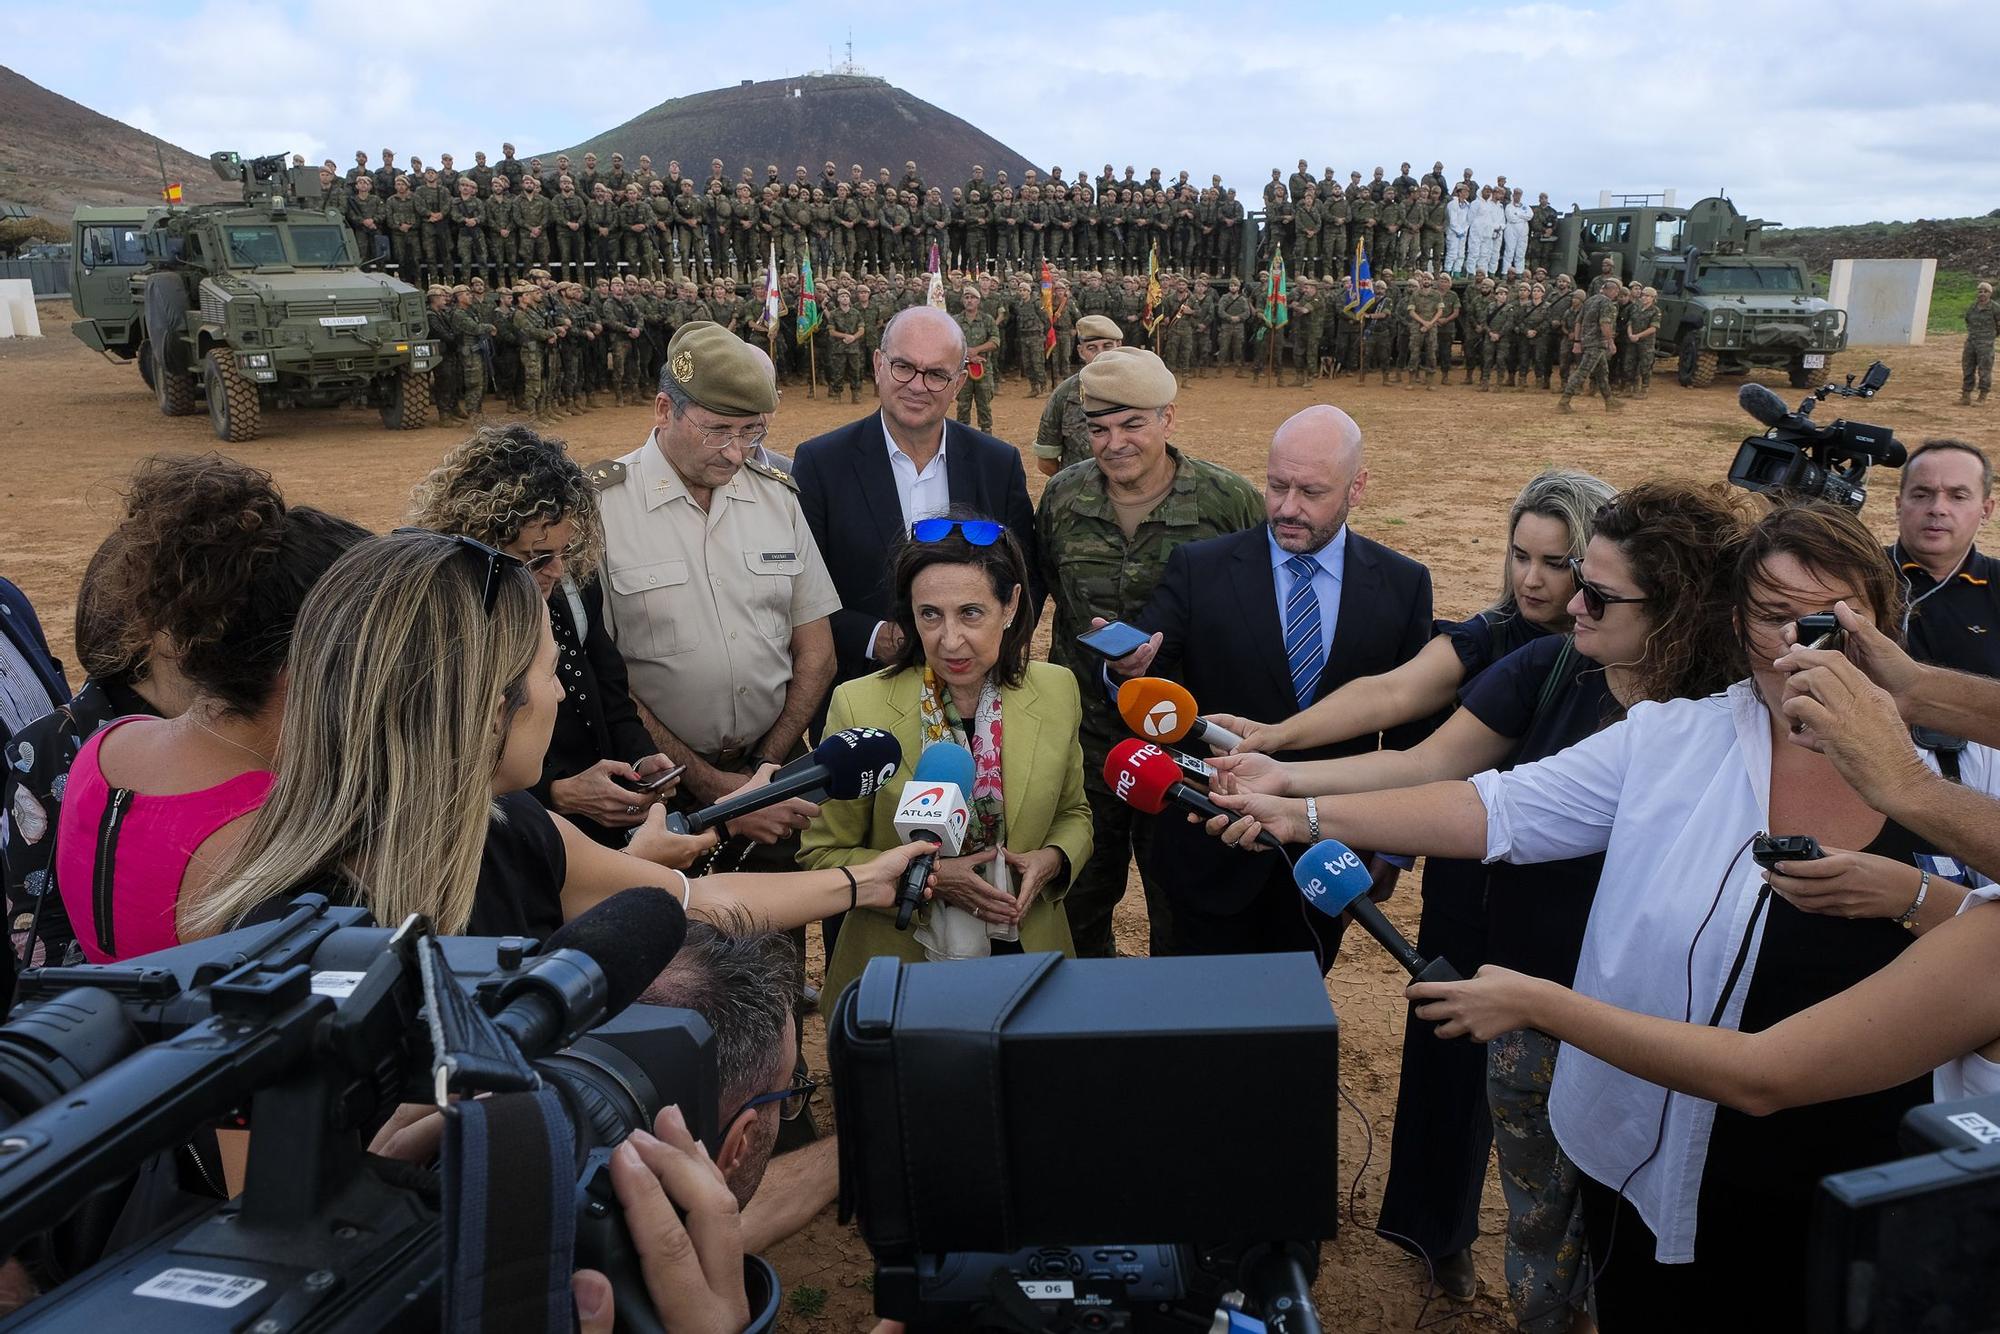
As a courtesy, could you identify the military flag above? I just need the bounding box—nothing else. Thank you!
[796,254,821,343]
[762,244,781,327]
[1142,243,1163,334]
[1265,252,1290,327]
[927,242,946,309]
[1040,260,1057,355]
[1343,240,1378,314]
[163,182,184,205]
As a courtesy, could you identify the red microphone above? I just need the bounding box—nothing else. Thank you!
[1103,739,1286,854]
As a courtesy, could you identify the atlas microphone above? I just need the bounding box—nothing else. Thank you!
[1104,738,1285,855]
[1117,677,1245,752]
[890,743,975,929]
[1293,838,1462,984]
[665,728,902,835]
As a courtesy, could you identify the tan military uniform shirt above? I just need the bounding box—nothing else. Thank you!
[598,433,841,757]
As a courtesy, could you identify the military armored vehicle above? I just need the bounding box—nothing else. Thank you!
[1553,195,1846,390]
[69,151,439,442]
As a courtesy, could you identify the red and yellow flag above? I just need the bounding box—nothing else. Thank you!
[1040,260,1057,355]
[163,183,184,204]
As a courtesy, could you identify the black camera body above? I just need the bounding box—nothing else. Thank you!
[1728,361,1902,511]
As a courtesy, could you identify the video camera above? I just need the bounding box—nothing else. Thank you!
[829,950,1341,1333]
[1727,361,1904,510]
[0,890,774,1332]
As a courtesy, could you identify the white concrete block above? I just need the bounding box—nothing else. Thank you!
[0,279,37,338]
[1827,258,1935,347]
[0,300,14,339]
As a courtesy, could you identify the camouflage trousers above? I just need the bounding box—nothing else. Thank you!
[1404,325,1437,373]
[1964,339,1994,393]
[955,368,994,431]
[1487,1027,1589,1333]
[1622,338,1656,391]
[1563,341,1614,401]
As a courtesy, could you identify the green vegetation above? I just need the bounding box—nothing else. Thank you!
[789,1285,829,1318]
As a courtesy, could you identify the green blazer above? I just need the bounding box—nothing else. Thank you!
[802,661,1094,1007]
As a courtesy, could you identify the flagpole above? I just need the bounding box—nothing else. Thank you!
[808,337,817,399]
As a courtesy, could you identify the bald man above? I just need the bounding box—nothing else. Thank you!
[1106,405,1434,962]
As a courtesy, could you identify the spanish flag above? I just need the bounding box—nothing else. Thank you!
[1040,260,1057,355]
[163,183,184,204]
[1143,243,1163,333]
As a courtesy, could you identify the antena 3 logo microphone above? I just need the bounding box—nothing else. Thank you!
[1118,679,1197,744]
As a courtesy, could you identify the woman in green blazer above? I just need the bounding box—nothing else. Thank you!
[802,515,1093,1006]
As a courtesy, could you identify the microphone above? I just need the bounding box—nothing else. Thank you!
[1117,677,1245,752]
[1104,738,1285,855]
[1738,381,1794,429]
[665,728,902,835]
[890,743,975,929]
[1292,839,1461,984]
[496,886,689,1053]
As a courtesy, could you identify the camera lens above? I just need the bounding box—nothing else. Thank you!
[0,988,147,1126]
[536,1036,662,1161]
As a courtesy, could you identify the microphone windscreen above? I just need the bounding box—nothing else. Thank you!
[1103,738,1183,816]
[1292,839,1376,919]
[1117,677,1198,744]
[913,741,977,792]
[1737,381,1791,428]
[540,886,689,1017]
[813,727,904,799]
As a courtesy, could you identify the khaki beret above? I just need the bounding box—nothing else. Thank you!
[1074,315,1123,343]
[1079,347,1176,416]
[665,321,779,416]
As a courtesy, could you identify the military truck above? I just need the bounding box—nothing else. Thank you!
[69,151,439,442]
[1553,195,1846,390]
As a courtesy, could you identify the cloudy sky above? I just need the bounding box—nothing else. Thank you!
[7,0,1997,228]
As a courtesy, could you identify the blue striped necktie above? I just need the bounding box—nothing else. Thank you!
[1283,553,1324,707]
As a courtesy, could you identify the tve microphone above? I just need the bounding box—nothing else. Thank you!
[890,743,975,929]
[1293,839,1462,984]
[1104,738,1285,855]
[1117,677,1245,752]
[1738,380,1794,430]
[665,728,902,835]
[497,886,689,1053]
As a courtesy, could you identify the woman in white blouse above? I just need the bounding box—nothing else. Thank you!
[1210,501,2000,1332]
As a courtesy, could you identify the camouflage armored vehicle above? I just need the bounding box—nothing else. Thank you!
[1553,195,1847,389]
[69,151,439,442]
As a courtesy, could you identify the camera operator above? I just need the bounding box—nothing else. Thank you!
[1890,439,2000,678]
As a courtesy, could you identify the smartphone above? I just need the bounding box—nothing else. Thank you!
[1077,621,1151,661]
[621,763,686,794]
[1752,833,1824,870]
[1794,612,1843,650]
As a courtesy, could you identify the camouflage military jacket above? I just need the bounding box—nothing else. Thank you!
[1037,448,1267,774]
[385,194,420,230]
[414,183,450,223]
[1965,300,1999,343]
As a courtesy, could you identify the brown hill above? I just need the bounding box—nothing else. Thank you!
[0,64,233,219]
[543,74,1039,194]
[1768,216,2000,280]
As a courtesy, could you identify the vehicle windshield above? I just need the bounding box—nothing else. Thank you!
[223,225,290,268]
[1697,265,1805,293]
[80,225,147,268]
[1653,218,1684,251]
[289,226,352,266]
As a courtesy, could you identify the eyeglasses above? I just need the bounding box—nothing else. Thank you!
[886,358,960,393]
[730,1072,818,1125]
[691,423,769,454]
[912,517,1003,546]
[393,528,526,614]
[1568,556,1648,620]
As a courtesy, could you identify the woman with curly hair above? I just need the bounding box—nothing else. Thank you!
[407,423,674,846]
[49,454,370,963]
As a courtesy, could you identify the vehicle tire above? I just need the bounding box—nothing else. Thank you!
[1687,344,1718,389]
[380,367,436,430]
[137,337,156,391]
[156,343,198,417]
[1788,356,1830,390]
[205,349,262,443]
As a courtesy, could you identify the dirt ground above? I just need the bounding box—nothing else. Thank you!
[1,307,1980,1331]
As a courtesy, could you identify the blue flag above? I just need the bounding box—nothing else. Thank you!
[1343,240,1378,316]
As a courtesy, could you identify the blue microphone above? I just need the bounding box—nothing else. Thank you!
[891,743,978,929]
[1294,839,1461,982]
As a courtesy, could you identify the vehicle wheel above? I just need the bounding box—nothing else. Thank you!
[1788,356,1830,390]
[156,344,198,417]
[380,367,436,430]
[137,338,156,390]
[205,349,262,443]
[1687,345,1718,389]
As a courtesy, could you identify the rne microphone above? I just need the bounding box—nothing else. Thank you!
[1117,677,1245,752]
[890,743,975,929]
[1293,838,1462,984]
[1104,738,1285,854]
[496,885,689,1054]
[665,728,902,835]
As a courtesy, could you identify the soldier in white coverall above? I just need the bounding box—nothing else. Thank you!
[1444,184,1473,276]
[1471,186,1506,275]
[1500,188,1533,277]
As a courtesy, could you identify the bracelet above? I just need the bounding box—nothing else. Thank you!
[1305,796,1321,844]
[838,866,858,914]
[1896,868,1930,931]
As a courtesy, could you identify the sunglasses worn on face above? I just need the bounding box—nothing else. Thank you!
[394,527,527,614]
[1568,556,1647,621]
[912,518,1003,546]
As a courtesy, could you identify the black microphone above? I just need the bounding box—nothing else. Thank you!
[665,728,902,835]
[495,887,688,1053]
[1293,839,1461,983]
[1738,380,1793,429]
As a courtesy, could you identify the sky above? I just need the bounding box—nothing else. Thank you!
[6,0,1998,228]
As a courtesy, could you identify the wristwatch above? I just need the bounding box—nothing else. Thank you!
[1896,868,1931,931]
[1305,796,1321,844]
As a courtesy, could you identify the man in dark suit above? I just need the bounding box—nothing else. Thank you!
[1109,405,1433,965]
[793,305,1042,700]
[0,576,69,760]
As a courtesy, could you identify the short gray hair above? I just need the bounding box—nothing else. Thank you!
[639,914,799,1109]
[657,363,691,410]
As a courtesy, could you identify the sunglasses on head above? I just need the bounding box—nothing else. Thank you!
[393,528,528,615]
[1567,556,1647,621]
[911,518,1003,546]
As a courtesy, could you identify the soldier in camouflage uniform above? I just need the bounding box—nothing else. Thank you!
[550,177,587,284]
[1623,286,1661,398]
[511,284,562,421]
[953,289,1000,431]
[451,178,487,286]
[1965,282,1998,404]
[415,168,453,286]
[1433,275,1461,380]
[1037,347,1265,958]
[824,288,867,402]
[1217,278,1251,374]
[1011,277,1051,395]
[1522,282,1557,390]
[1161,279,1197,381]
[515,176,554,276]
[1295,187,1324,280]
[449,285,494,419]
[1365,272,1398,381]
[1292,280,1327,386]
[383,175,421,285]
[1480,285,1517,391]
[1035,313,1122,476]
[1559,279,1622,412]
[1404,272,1443,387]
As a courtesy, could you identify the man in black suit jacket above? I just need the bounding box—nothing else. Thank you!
[1112,405,1433,966]
[793,305,1042,698]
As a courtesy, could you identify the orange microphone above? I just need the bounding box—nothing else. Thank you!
[1116,677,1245,752]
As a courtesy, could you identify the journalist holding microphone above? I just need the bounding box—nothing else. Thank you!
[801,512,1093,1006]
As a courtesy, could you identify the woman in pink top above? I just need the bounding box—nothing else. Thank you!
[51,456,368,962]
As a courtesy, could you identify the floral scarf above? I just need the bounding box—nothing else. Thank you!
[918,667,1004,853]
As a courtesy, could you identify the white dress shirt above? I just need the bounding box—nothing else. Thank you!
[869,414,952,660]
[1469,682,2000,1262]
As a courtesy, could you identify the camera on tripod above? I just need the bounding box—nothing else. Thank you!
[1727,361,1904,510]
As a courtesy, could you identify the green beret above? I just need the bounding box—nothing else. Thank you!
[1074,315,1123,343]
[1079,347,1176,416]
[664,321,778,416]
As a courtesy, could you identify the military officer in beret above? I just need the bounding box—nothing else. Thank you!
[1034,313,1124,477]
[1036,347,1265,958]
[591,321,840,861]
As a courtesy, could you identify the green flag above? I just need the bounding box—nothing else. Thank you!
[796,254,821,343]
